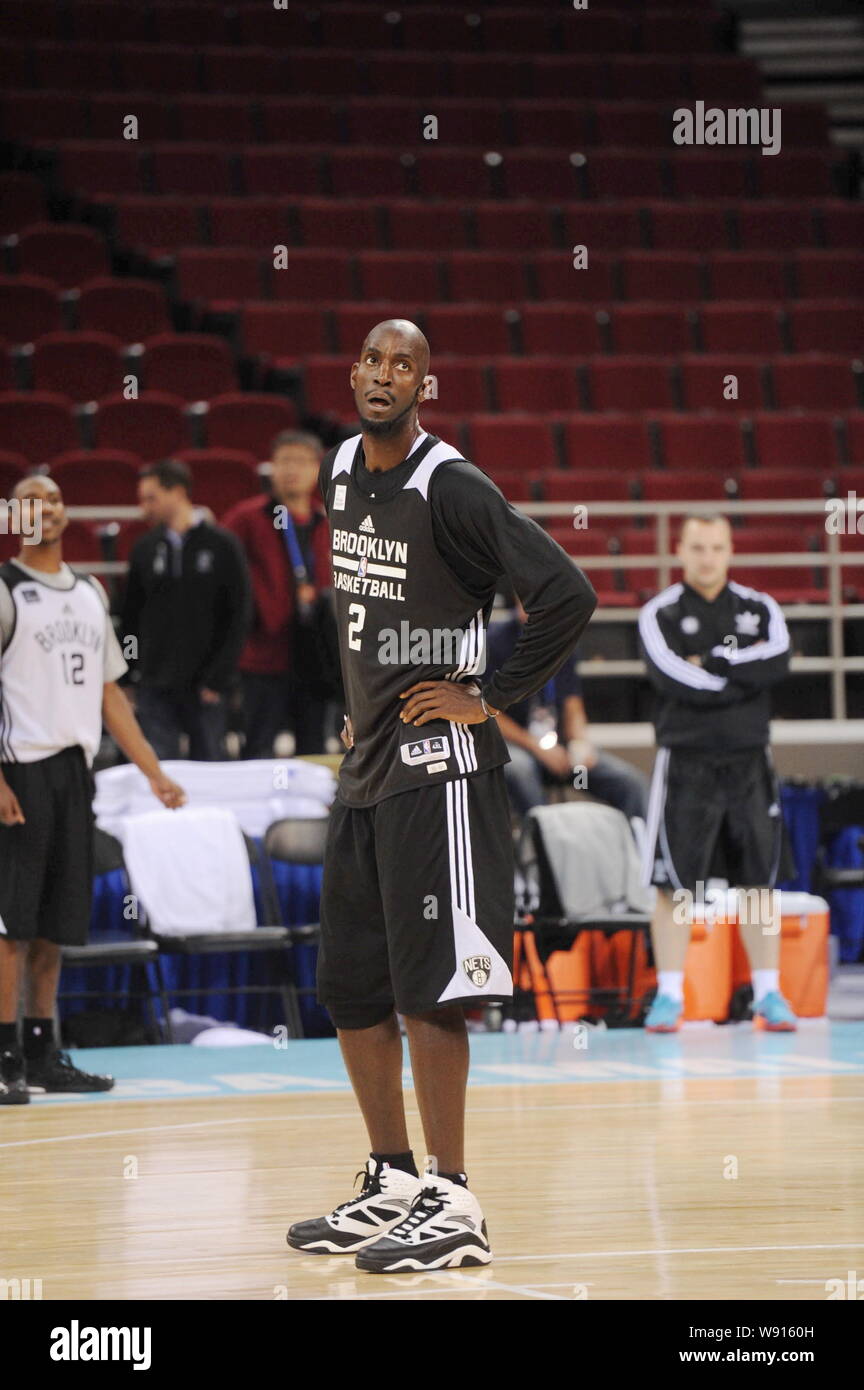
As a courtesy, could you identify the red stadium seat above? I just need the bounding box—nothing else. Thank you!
[520,305,604,356]
[0,391,77,463]
[736,203,818,251]
[511,102,592,148]
[296,200,381,251]
[795,252,864,299]
[0,0,63,39]
[772,355,860,412]
[423,307,512,357]
[781,106,831,145]
[88,93,176,141]
[174,250,267,307]
[448,55,529,99]
[176,449,260,514]
[688,57,762,103]
[700,304,785,354]
[116,44,201,93]
[15,222,108,291]
[94,392,189,459]
[652,414,747,472]
[788,303,864,355]
[503,152,584,200]
[301,357,355,416]
[845,415,864,466]
[0,275,61,342]
[0,348,14,391]
[143,334,236,399]
[33,43,117,93]
[533,250,616,301]
[609,57,688,101]
[241,148,325,197]
[671,153,752,199]
[610,305,694,354]
[530,57,610,101]
[0,173,47,234]
[49,451,141,504]
[399,8,481,53]
[388,201,468,251]
[707,254,789,302]
[332,303,424,356]
[151,144,236,197]
[468,416,558,474]
[751,413,840,471]
[318,6,399,50]
[415,151,495,200]
[78,278,170,340]
[546,527,612,559]
[562,415,653,472]
[55,142,145,196]
[820,203,864,249]
[200,47,288,96]
[541,471,631,503]
[204,394,298,454]
[151,3,231,46]
[112,197,203,256]
[640,472,730,503]
[330,150,411,199]
[484,9,567,55]
[560,203,644,250]
[585,153,666,200]
[0,92,88,142]
[473,203,553,252]
[234,3,315,47]
[588,358,676,411]
[620,253,704,303]
[417,414,466,452]
[0,449,29,495]
[342,99,420,147]
[31,332,122,401]
[271,251,353,304]
[60,520,103,563]
[366,54,444,100]
[591,103,668,148]
[648,204,733,252]
[259,98,342,146]
[357,252,441,303]
[679,356,766,411]
[447,253,526,303]
[479,471,534,503]
[757,152,835,199]
[615,529,661,594]
[207,197,292,249]
[242,303,331,359]
[736,469,828,499]
[493,359,580,412]
[640,12,720,52]
[424,358,491,414]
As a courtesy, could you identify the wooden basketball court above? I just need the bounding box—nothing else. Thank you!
[3,1043,863,1301]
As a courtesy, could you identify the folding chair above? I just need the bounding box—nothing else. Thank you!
[263,817,330,1033]
[516,802,653,1025]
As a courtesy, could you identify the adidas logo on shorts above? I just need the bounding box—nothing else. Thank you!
[359,515,376,534]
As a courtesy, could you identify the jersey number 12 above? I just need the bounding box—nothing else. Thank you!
[61,651,85,685]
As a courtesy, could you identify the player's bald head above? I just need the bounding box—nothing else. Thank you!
[361,319,430,377]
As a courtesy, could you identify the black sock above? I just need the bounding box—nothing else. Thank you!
[438,1171,468,1187]
[371,1151,418,1177]
[0,1021,18,1051]
[22,1017,54,1059]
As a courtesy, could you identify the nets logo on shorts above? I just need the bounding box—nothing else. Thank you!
[463,955,492,988]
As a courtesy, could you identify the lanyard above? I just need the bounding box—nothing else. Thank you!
[281,512,313,587]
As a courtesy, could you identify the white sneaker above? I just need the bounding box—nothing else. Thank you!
[355,1172,492,1273]
[287,1158,422,1254]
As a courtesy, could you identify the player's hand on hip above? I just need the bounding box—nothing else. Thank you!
[148,773,187,809]
[400,680,487,727]
[0,783,25,825]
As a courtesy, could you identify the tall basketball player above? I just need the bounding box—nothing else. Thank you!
[0,475,185,1104]
[287,320,596,1273]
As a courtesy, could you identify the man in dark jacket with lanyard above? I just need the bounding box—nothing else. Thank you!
[223,431,333,757]
[122,459,251,760]
[286,319,597,1275]
[638,513,797,1034]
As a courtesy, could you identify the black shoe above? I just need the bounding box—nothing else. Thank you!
[0,1048,29,1105]
[25,1048,115,1093]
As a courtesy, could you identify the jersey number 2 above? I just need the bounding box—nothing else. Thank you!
[347,602,366,651]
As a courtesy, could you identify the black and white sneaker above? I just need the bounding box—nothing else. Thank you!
[25,1049,115,1093]
[355,1173,492,1273]
[0,1048,29,1105]
[287,1158,422,1255]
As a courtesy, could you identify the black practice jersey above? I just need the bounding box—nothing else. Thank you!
[638,580,791,751]
[320,431,597,806]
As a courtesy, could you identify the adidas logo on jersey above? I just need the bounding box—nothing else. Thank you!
[359,515,376,534]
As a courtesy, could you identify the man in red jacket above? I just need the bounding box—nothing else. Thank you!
[223,430,333,757]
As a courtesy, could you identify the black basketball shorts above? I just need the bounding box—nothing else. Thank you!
[317,768,516,1027]
[641,744,796,896]
[0,746,95,946]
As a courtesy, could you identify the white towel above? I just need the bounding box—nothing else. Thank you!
[118,805,257,936]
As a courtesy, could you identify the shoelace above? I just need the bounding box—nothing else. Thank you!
[331,1167,375,1216]
[388,1186,448,1239]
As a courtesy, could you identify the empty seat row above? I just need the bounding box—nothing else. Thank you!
[1,48,764,102]
[0,3,728,55]
[1,94,830,150]
[4,332,237,399]
[43,141,847,201]
[3,390,863,472]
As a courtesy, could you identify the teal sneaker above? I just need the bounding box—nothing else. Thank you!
[753,990,797,1032]
[644,993,683,1033]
